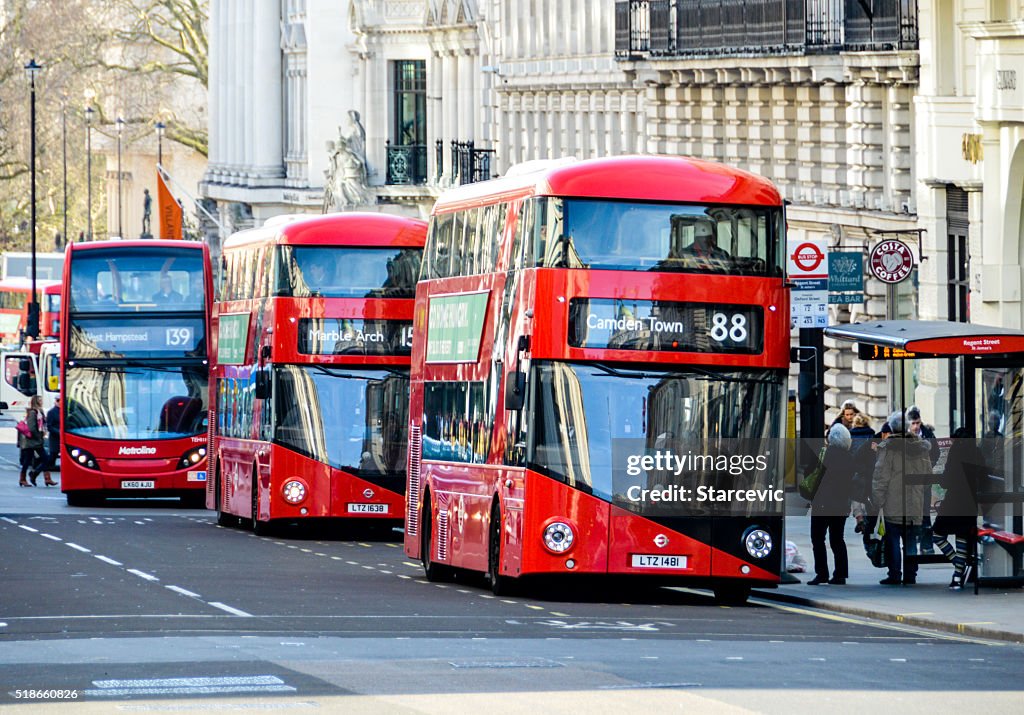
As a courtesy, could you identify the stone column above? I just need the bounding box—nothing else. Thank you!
[249,0,283,181]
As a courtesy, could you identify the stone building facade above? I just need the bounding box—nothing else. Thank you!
[203,1,1024,435]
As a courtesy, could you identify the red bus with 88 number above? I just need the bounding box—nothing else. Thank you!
[405,155,790,603]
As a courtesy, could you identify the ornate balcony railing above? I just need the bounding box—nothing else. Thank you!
[451,141,495,185]
[385,141,428,185]
[614,0,918,58]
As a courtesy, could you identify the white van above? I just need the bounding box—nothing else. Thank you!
[0,350,38,415]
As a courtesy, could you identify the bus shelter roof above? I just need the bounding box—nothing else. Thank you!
[824,320,1024,357]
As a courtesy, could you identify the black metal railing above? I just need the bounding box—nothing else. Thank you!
[614,0,918,58]
[435,140,444,183]
[385,141,428,185]
[451,141,495,185]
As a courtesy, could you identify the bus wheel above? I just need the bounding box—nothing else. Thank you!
[486,501,515,596]
[420,491,451,582]
[713,583,751,606]
[251,471,272,536]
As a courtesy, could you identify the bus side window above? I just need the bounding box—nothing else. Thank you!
[510,200,532,271]
[463,207,481,276]
[449,211,467,277]
[428,213,453,279]
[477,205,495,273]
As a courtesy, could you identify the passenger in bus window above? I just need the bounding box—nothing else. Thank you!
[152,273,184,303]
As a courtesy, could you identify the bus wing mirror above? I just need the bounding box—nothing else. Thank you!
[260,344,272,362]
[255,370,270,400]
[504,371,525,411]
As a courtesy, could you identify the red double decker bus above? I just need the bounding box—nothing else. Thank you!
[0,277,59,344]
[60,240,212,506]
[405,156,790,603]
[42,282,61,339]
[208,213,426,533]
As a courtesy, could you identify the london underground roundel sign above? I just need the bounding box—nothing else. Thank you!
[869,239,914,284]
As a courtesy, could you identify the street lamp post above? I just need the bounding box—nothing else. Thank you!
[62,98,67,249]
[116,117,124,238]
[85,106,93,240]
[156,121,165,167]
[24,58,42,340]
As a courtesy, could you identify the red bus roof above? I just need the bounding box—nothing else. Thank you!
[68,239,207,253]
[0,277,60,290]
[431,155,783,213]
[223,212,428,251]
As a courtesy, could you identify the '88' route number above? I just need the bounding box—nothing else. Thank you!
[709,312,748,343]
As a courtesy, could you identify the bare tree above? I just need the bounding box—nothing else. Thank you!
[0,0,208,250]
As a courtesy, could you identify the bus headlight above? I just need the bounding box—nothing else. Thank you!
[743,528,772,560]
[177,447,207,469]
[282,480,307,504]
[67,446,97,470]
[542,521,575,554]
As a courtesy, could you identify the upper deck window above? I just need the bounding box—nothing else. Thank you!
[531,198,783,276]
[277,246,422,299]
[70,248,206,313]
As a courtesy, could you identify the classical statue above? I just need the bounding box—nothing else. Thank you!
[142,189,153,236]
[323,111,370,212]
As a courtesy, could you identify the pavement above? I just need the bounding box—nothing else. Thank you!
[1,409,1020,644]
[760,512,1024,644]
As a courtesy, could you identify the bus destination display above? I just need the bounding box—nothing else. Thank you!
[69,317,205,358]
[568,299,763,354]
[298,318,413,356]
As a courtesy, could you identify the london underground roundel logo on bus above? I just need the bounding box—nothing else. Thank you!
[869,239,914,283]
[791,242,826,274]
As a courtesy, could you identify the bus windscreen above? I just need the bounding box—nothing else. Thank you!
[277,246,422,298]
[69,247,206,312]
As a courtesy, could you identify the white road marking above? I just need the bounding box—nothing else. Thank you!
[94,555,122,565]
[85,675,294,697]
[127,569,159,582]
[1,517,18,524]
[18,525,38,533]
[165,585,202,599]
[208,602,253,617]
[40,533,62,541]
[66,543,91,553]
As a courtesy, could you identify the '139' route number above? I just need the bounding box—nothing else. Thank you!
[166,327,193,346]
[709,313,747,343]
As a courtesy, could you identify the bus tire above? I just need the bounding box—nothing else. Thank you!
[487,501,515,596]
[420,490,451,582]
[713,583,751,606]
[251,470,272,536]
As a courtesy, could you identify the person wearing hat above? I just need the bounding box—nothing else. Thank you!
[681,221,730,271]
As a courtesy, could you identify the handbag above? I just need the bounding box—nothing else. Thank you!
[15,420,32,438]
[864,537,887,568]
[798,447,827,501]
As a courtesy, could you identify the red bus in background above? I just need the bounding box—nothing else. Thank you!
[208,212,427,533]
[405,155,790,603]
[60,240,212,507]
[0,277,59,344]
[42,282,61,339]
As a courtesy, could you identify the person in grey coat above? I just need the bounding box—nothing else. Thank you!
[870,410,931,585]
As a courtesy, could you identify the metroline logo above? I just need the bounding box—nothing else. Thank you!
[119,445,157,456]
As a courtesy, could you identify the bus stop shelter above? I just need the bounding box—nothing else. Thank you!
[824,320,1024,591]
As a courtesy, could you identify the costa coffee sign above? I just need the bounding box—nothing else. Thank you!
[869,239,914,283]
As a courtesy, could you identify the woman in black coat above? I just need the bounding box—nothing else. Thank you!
[932,427,985,589]
[808,423,856,585]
